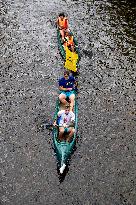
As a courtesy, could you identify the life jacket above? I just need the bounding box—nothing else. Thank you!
[64,36,74,47]
[68,36,74,46]
[58,17,68,29]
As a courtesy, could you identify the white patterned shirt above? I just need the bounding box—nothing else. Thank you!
[58,110,75,126]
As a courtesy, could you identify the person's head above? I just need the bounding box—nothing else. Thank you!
[64,70,70,79]
[69,33,73,39]
[65,104,70,114]
[65,31,72,37]
[67,45,74,52]
[59,12,65,20]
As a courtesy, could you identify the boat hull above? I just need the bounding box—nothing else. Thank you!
[52,91,78,169]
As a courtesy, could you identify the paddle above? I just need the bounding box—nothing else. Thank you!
[45,123,58,130]
[45,121,75,130]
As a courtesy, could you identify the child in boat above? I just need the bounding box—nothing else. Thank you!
[63,31,75,52]
[54,104,75,142]
[56,13,69,41]
[58,70,76,112]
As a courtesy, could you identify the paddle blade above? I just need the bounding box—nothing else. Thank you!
[64,47,78,72]
[60,164,66,174]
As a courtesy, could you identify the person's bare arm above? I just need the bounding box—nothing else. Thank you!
[65,18,69,29]
[59,86,72,91]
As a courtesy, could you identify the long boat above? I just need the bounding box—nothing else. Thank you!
[57,29,80,66]
[52,90,78,174]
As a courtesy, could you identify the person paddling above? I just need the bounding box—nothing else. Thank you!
[64,31,75,52]
[56,13,69,41]
[53,104,75,143]
[59,70,76,112]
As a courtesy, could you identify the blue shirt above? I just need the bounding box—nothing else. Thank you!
[59,76,75,89]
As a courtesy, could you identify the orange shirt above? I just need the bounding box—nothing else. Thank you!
[64,36,74,47]
[68,36,74,46]
[58,17,68,29]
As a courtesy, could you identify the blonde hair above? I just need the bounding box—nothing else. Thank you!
[65,103,70,108]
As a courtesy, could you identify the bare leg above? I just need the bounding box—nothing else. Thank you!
[60,29,65,40]
[65,28,70,32]
[60,28,70,40]
[59,127,64,141]
[69,94,75,111]
[59,93,67,106]
[66,128,75,143]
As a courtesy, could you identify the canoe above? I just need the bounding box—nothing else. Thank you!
[57,29,80,66]
[52,90,78,174]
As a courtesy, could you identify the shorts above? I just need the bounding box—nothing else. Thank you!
[60,90,75,98]
[64,128,69,133]
[59,126,69,133]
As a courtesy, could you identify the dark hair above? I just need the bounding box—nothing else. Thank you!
[69,32,73,36]
[59,12,65,17]
[64,70,70,75]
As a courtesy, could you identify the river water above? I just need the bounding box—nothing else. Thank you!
[1,0,136,204]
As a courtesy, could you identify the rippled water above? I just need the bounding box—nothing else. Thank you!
[1,0,136,204]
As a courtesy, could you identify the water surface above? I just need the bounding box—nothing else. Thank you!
[1,0,136,204]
